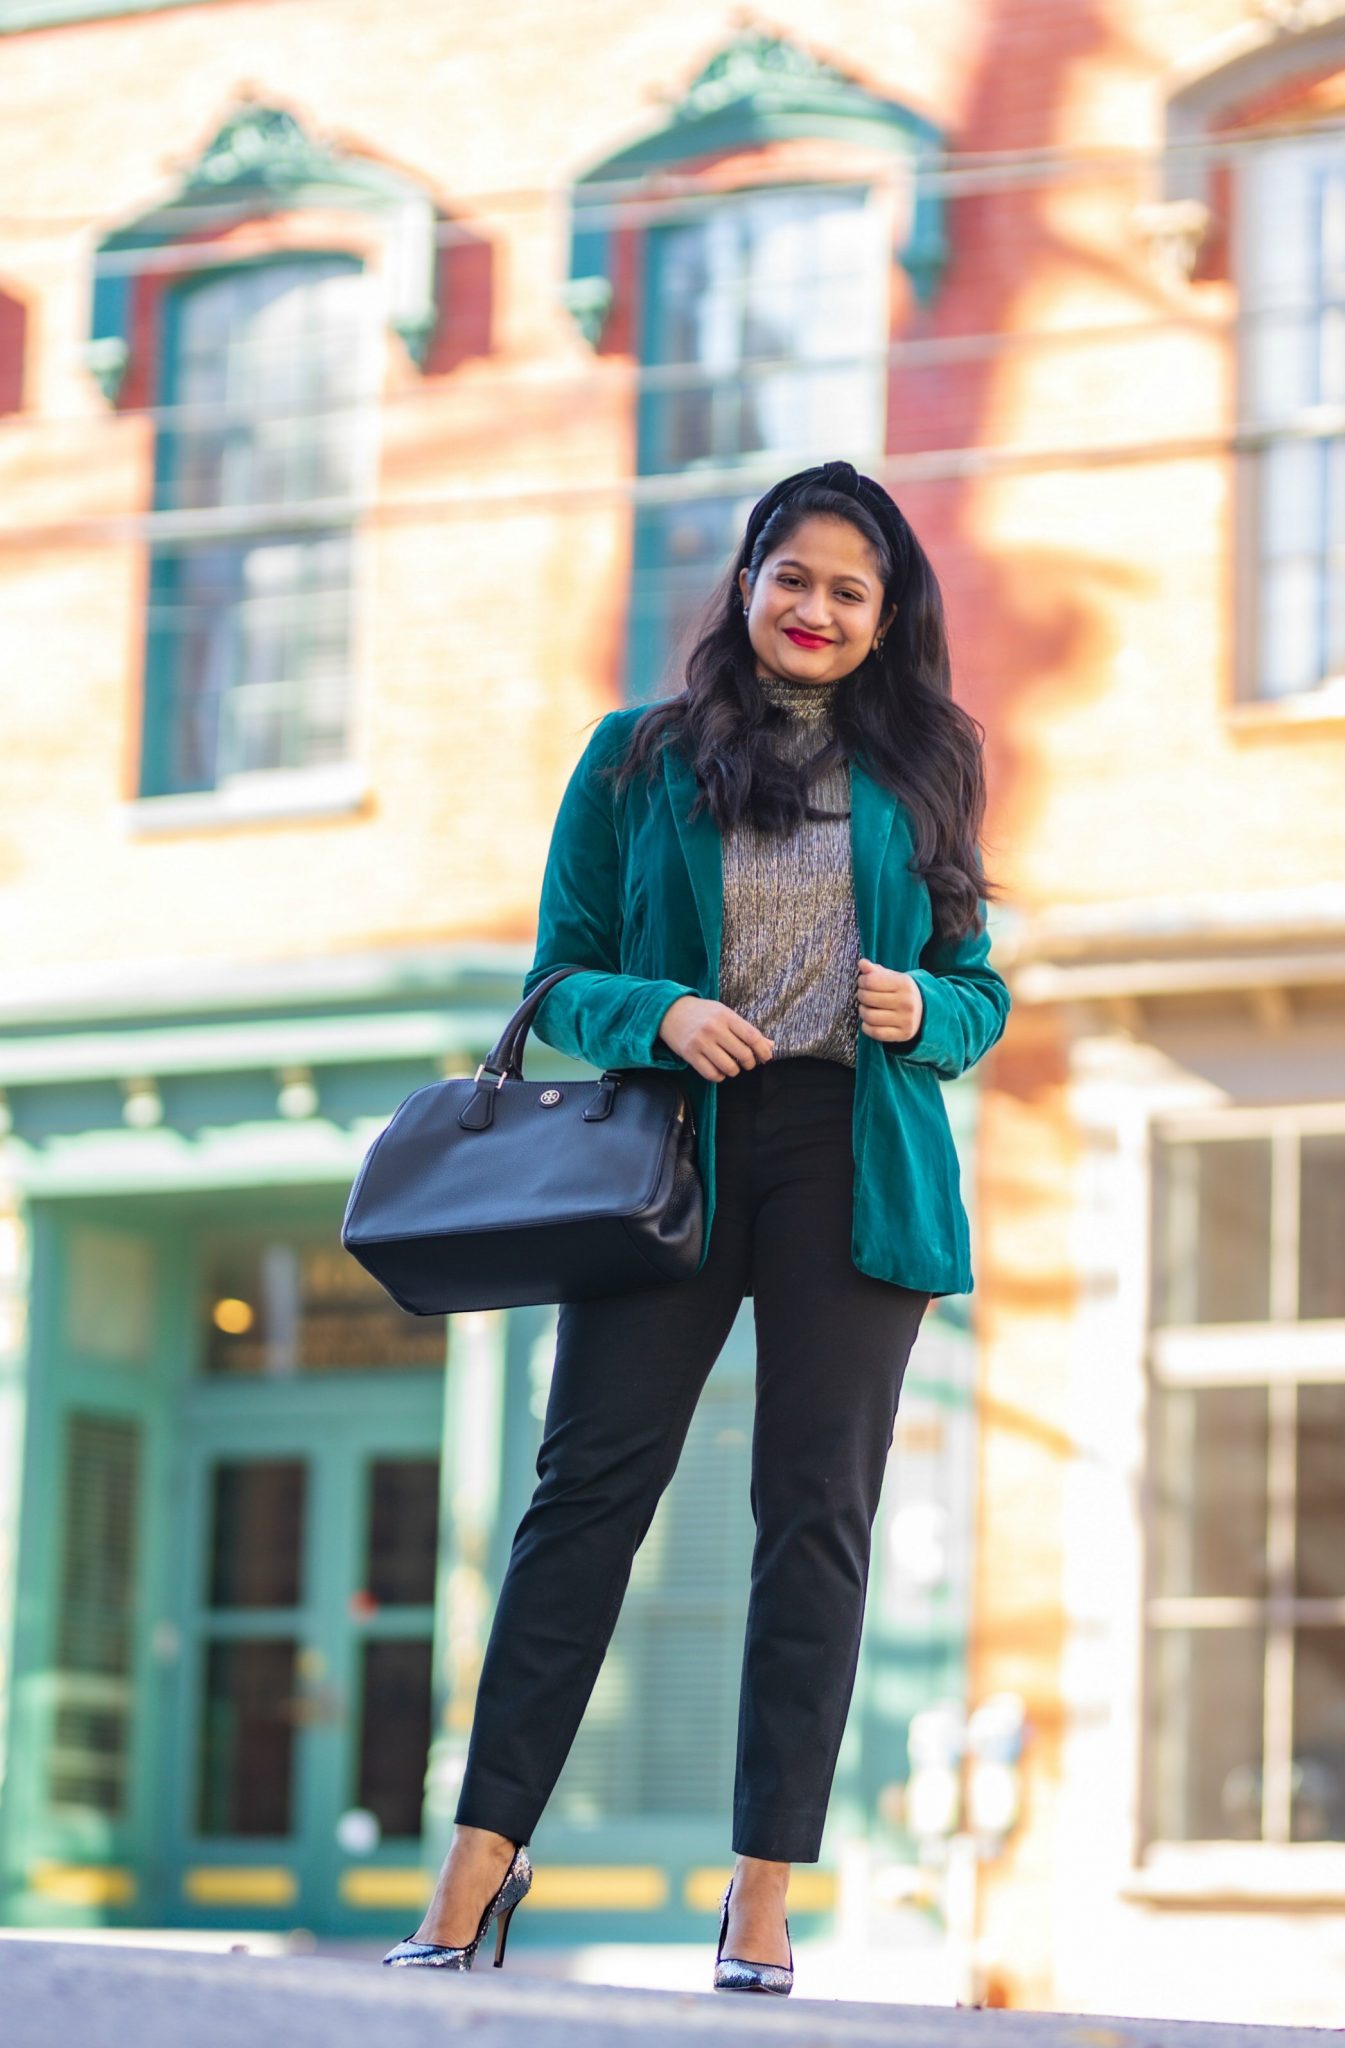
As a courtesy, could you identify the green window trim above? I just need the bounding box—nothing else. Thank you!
[626,179,893,700]
[563,28,949,348]
[86,100,442,404]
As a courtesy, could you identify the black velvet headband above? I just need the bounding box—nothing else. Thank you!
[742,459,912,591]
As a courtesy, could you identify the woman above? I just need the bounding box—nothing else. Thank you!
[383,459,1011,1992]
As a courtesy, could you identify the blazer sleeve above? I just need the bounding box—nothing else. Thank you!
[521,713,701,1072]
[886,894,1012,1083]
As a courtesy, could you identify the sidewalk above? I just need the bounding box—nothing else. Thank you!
[1,1939,1342,2048]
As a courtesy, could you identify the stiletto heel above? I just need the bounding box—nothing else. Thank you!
[493,1899,518,1967]
[382,1841,533,1971]
[712,1875,794,1995]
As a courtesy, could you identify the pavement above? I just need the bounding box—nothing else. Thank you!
[2,1939,1344,2048]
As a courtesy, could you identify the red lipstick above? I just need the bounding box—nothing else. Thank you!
[783,628,832,648]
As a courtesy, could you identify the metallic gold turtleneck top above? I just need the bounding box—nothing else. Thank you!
[717,673,860,1069]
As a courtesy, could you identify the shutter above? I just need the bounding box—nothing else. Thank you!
[48,1412,142,1817]
[551,1368,755,1820]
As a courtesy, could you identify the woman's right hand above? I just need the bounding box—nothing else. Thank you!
[656,996,775,1081]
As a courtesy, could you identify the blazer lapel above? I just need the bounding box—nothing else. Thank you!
[662,736,901,978]
[849,751,900,959]
[662,743,723,982]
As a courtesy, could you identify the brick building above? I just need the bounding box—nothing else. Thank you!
[0,0,1341,2022]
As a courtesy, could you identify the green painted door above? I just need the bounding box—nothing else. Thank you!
[158,1202,446,1935]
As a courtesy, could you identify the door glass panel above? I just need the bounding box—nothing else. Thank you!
[1291,1626,1345,1841]
[199,1638,298,1835]
[1144,1624,1265,1840]
[1300,1134,1345,1319]
[1149,1137,1272,1324]
[356,1639,432,1837]
[208,1459,306,1609]
[201,1223,446,1374]
[1296,1383,1345,1598]
[366,1459,439,1606]
[1150,1384,1269,1598]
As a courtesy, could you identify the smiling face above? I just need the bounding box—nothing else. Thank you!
[739,513,897,687]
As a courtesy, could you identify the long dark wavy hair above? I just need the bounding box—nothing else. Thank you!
[604,460,1003,947]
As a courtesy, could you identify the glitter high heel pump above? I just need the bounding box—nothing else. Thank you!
[382,1841,532,1971]
[712,1875,794,1995]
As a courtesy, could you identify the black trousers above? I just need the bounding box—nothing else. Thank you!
[453,1053,931,1862]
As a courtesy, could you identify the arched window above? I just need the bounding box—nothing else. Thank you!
[1162,16,1345,711]
[563,32,949,702]
[141,253,377,796]
[87,102,441,805]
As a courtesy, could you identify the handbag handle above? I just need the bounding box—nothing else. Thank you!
[475,963,585,1088]
[459,962,691,1136]
[459,964,623,1135]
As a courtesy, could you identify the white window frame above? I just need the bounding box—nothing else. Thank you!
[1235,130,1345,715]
[1053,1054,1345,1934]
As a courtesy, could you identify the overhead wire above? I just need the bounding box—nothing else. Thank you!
[1,105,1345,236]
[0,105,1341,541]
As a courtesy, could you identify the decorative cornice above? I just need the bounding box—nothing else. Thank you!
[564,29,948,347]
[86,99,443,399]
[181,102,347,198]
[668,29,853,120]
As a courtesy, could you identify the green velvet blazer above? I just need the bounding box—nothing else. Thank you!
[522,705,1012,1298]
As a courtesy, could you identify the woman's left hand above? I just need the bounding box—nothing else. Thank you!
[857,956,924,1044]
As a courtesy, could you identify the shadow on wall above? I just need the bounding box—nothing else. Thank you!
[889,0,1157,875]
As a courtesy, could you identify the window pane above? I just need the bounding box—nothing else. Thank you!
[628,493,749,702]
[146,256,374,797]
[630,184,887,700]
[1150,1136,1272,1324]
[1261,548,1323,700]
[1261,438,1322,561]
[1291,1627,1345,1842]
[198,1638,298,1836]
[148,532,354,791]
[1150,1383,1269,1598]
[1243,144,1345,701]
[171,259,372,514]
[356,1639,432,1837]
[208,1460,306,1609]
[365,1459,440,1606]
[1144,1625,1265,1841]
[202,1223,446,1375]
[1300,1133,1345,1319]
[1326,438,1345,677]
[647,188,883,473]
[1296,1383,1345,1597]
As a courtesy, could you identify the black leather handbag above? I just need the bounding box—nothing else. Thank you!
[340,965,704,1313]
